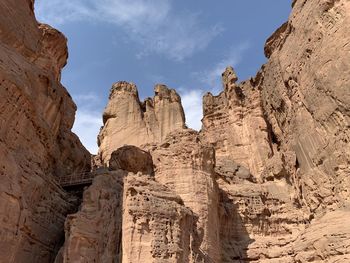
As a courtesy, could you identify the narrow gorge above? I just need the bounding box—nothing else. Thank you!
[0,0,349,262]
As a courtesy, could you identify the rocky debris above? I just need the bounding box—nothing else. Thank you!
[109,145,154,175]
[98,82,186,164]
[0,0,90,262]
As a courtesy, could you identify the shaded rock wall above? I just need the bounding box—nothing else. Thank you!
[0,0,90,262]
[56,171,125,263]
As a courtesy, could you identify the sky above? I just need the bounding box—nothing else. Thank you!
[34,0,291,154]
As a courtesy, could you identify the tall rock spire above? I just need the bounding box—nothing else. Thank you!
[98,81,186,164]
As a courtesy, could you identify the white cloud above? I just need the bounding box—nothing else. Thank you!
[35,0,223,61]
[181,42,250,130]
[73,109,102,154]
[180,88,204,131]
[195,42,251,94]
[71,93,104,154]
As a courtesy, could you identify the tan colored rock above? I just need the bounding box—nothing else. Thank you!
[123,173,196,263]
[260,0,350,216]
[56,171,125,263]
[57,168,198,263]
[148,129,221,262]
[0,1,90,262]
[201,67,272,181]
[109,145,154,175]
[293,207,350,262]
[2,0,349,262]
[98,82,186,164]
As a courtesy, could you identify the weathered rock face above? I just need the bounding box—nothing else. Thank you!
[98,82,186,164]
[122,173,196,263]
[201,68,307,262]
[148,129,221,262]
[0,0,90,262]
[260,0,350,217]
[57,167,198,263]
[109,145,154,175]
[56,171,125,263]
[202,66,272,181]
[2,0,350,262]
[199,0,350,261]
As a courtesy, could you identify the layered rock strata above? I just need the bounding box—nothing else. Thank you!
[0,1,90,262]
[122,174,196,263]
[148,129,221,262]
[98,82,186,164]
[260,0,350,217]
[202,66,272,181]
[57,147,198,263]
[201,68,307,262]
[55,171,125,263]
[2,0,350,262]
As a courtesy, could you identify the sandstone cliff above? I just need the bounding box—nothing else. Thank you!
[261,0,350,217]
[57,147,198,263]
[98,82,186,164]
[0,1,90,262]
[58,0,350,261]
[1,0,350,262]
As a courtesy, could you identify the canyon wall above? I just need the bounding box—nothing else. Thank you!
[0,1,90,262]
[261,0,350,216]
[1,0,349,262]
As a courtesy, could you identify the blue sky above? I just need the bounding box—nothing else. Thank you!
[35,0,291,153]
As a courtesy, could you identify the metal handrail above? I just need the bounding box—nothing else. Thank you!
[58,171,94,187]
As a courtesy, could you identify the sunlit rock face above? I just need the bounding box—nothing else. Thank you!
[1,0,350,262]
[261,0,350,216]
[97,81,186,164]
[63,0,350,260]
[0,0,90,262]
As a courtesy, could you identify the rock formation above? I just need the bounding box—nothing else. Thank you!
[0,0,90,262]
[261,0,350,217]
[202,66,272,181]
[1,0,350,262]
[98,82,186,164]
[55,170,125,263]
[148,129,221,262]
[57,147,199,263]
[109,145,154,175]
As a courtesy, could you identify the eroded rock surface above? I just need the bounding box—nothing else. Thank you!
[98,82,186,164]
[123,174,196,263]
[56,171,125,263]
[149,129,221,262]
[2,0,350,262]
[261,0,350,217]
[0,1,90,262]
[109,145,154,175]
[201,66,272,181]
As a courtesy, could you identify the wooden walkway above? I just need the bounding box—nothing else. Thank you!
[58,171,94,187]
